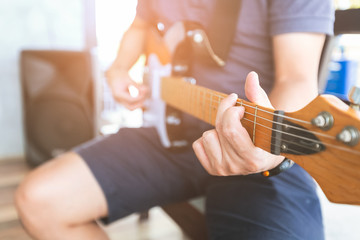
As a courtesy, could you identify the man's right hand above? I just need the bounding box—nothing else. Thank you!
[106,69,149,110]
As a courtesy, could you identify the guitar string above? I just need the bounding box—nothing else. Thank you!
[188,96,334,145]
[172,82,360,152]
[179,87,319,138]
[241,122,320,156]
[194,94,348,142]
[246,131,360,168]
[240,108,335,140]
[240,120,310,155]
[203,116,322,157]
[241,118,360,156]
[240,117,360,155]
[184,96,360,155]
[249,128,360,166]
[185,86,352,131]
[235,100,309,124]
[177,84,311,124]
[179,91,360,155]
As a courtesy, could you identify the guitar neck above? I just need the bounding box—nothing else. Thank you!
[161,76,276,153]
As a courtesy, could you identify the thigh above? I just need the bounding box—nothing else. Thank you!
[18,151,108,225]
[75,127,210,224]
[205,164,324,240]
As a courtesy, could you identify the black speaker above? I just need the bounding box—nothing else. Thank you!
[21,50,97,166]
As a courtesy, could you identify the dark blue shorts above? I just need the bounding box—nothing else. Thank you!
[75,127,324,240]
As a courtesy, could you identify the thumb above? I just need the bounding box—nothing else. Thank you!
[245,71,273,109]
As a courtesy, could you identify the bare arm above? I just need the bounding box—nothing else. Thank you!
[106,16,150,110]
[269,33,325,112]
[193,32,326,176]
[107,17,149,75]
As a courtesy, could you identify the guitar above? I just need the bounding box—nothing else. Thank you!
[142,22,360,205]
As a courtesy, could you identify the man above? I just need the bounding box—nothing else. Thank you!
[15,0,334,239]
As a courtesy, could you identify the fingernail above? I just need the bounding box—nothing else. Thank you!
[230,93,238,101]
[251,71,260,85]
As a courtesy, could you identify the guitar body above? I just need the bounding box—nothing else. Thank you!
[143,51,188,149]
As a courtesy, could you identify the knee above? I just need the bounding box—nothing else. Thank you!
[15,169,55,230]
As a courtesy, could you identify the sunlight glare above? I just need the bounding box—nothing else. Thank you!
[95,0,138,68]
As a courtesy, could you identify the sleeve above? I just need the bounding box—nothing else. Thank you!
[269,0,335,36]
[136,0,154,22]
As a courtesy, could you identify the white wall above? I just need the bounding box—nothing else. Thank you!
[0,0,85,159]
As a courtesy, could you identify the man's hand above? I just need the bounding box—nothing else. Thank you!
[106,69,149,110]
[104,16,150,111]
[192,72,284,176]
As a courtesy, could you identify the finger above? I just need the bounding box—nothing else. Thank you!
[120,93,148,110]
[201,130,223,170]
[138,85,150,98]
[214,106,254,174]
[113,87,147,105]
[113,93,142,105]
[192,138,214,174]
[219,106,255,157]
[244,71,273,109]
[127,98,148,110]
[126,102,144,111]
[127,84,149,103]
[215,93,238,128]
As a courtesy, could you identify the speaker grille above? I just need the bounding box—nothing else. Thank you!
[21,50,95,166]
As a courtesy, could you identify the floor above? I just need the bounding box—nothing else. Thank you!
[0,158,29,240]
[0,157,359,240]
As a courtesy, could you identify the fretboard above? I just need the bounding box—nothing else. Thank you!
[161,76,276,152]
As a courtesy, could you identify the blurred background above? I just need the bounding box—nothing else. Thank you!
[0,0,141,161]
[0,0,360,239]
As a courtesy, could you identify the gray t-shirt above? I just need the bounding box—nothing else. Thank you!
[137,0,334,98]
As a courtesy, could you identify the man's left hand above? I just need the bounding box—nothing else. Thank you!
[192,72,284,176]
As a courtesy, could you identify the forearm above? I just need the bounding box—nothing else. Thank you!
[105,17,150,110]
[270,33,325,112]
[106,17,149,77]
[269,76,318,112]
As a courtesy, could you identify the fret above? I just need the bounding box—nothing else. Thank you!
[189,84,193,114]
[253,105,258,143]
[217,96,221,123]
[193,86,197,117]
[183,82,187,111]
[192,86,195,117]
[209,93,213,124]
[202,89,206,121]
[197,88,201,118]
[191,85,195,116]
[188,83,191,114]
[187,85,190,112]
[196,89,202,118]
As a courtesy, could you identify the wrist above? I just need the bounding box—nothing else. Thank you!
[262,158,294,177]
[105,68,130,82]
[106,66,129,78]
